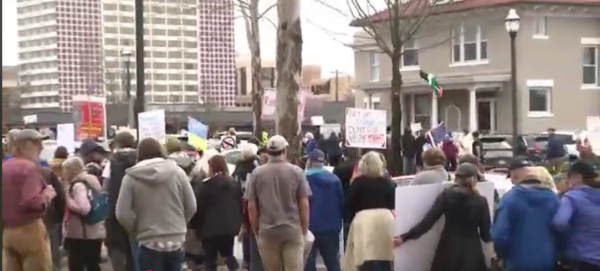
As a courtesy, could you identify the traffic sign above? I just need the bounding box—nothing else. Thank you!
[221,136,236,150]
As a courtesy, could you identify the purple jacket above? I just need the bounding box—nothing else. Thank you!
[552,185,600,265]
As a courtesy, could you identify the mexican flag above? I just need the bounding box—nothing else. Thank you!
[420,70,443,98]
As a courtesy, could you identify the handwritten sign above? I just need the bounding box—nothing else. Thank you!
[344,108,387,149]
[262,89,307,120]
[138,110,166,143]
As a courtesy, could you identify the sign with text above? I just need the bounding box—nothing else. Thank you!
[344,108,387,149]
[262,89,308,121]
[138,110,166,143]
[72,95,105,141]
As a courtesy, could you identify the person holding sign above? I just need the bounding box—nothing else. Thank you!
[394,163,492,271]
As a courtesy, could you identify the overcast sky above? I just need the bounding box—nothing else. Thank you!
[2,0,356,75]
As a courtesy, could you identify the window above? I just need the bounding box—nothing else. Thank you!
[363,96,380,109]
[452,24,487,63]
[583,46,599,86]
[369,52,380,81]
[527,80,553,117]
[413,94,431,126]
[239,67,247,95]
[402,39,419,68]
[533,17,548,37]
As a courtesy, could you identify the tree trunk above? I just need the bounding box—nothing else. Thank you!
[245,0,264,138]
[275,0,302,161]
[390,50,403,176]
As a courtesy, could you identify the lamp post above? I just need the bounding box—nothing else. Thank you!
[505,8,520,156]
[121,49,134,128]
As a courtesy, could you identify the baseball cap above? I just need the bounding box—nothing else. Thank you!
[507,157,533,177]
[14,129,49,142]
[455,163,479,178]
[308,149,326,163]
[568,161,598,178]
[79,139,110,157]
[266,135,288,152]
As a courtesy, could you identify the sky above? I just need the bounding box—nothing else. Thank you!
[2,0,356,75]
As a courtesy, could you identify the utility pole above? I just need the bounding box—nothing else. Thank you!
[134,0,145,129]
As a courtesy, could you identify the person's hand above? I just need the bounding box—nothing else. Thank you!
[393,236,404,247]
[237,227,247,242]
[43,185,56,201]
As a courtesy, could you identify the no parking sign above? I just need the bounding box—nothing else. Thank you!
[221,136,236,150]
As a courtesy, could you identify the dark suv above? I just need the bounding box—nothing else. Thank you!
[479,134,543,169]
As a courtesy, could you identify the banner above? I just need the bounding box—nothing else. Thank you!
[262,89,308,120]
[344,108,387,149]
[56,123,76,153]
[138,110,166,143]
[72,95,105,141]
[393,182,495,271]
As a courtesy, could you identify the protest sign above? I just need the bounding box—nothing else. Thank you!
[138,110,166,143]
[262,89,307,120]
[344,108,387,149]
[56,123,76,153]
[394,182,495,271]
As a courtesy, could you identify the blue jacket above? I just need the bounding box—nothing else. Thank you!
[547,135,566,159]
[492,184,560,271]
[305,139,318,155]
[306,167,343,233]
[552,185,600,266]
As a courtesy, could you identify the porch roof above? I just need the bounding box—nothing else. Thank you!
[355,70,511,94]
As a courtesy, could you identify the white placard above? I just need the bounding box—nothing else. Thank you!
[344,108,387,149]
[394,182,495,271]
[320,123,342,139]
[137,110,166,143]
[56,123,76,153]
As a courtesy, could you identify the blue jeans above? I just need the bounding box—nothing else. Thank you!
[249,235,265,271]
[48,225,62,271]
[403,157,416,175]
[130,240,141,271]
[305,232,341,271]
[138,245,184,271]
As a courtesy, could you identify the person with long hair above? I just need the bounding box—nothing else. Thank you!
[191,155,243,271]
[394,163,491,271]
[343,151,395,271]
[62,156,105,271]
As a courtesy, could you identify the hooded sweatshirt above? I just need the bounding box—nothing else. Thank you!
[492,181,560,271]
[116,158,197,247]
[306,167,343,233]
[552,185,600,266]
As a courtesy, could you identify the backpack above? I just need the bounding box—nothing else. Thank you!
[69,180,108,224]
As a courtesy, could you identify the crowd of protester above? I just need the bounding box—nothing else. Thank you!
[2,126,600,271]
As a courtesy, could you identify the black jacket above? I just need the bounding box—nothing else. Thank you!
[401,133,417,157]
[323,134,342,157]
[105,148,137,249]
[40,167,66,229]
[191,174,243,239]
[401,186,491,271]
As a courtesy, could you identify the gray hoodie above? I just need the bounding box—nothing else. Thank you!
[410,165,450,186]
[116,158,197,246]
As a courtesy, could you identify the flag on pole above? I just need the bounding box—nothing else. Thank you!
[420,70,443,98]
[426,122,447,147]
[187,116,208,151]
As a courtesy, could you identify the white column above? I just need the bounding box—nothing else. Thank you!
[400,94,406,133]
[367,94,374,109]
[469,88,478,132]
[431,95,438,127]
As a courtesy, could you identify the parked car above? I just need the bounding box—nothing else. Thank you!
[479,134,542,169]
[537,130,580,157]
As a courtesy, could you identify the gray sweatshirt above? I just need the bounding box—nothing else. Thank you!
[410,165,450,186]
[116,158,197,246]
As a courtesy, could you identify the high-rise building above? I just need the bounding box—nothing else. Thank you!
[17,0,237,115]
[17,0,103,111]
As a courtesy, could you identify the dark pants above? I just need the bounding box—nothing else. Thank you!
[446,156,458,171]
[249,235,265,271]
[202,235,239,271]
[108,246,137,271]
[403,157,416,175]
[64,238,103,271]
[138,245,184,271]
[305,231,341,271]
[358,260,392,271]
[328,154,342,167]
[48,225,62,271]
[243,235,251,266]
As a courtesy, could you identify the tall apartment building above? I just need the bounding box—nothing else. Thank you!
[17,0,236,115]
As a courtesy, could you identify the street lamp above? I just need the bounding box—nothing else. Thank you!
[505,8,520,156]
[121,49,134,128]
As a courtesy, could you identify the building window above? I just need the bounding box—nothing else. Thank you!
[583,46,599,86]
[402,39,419,68]
[370,52,380,81]
[452,24,487,63]
[239,67,247,95]
[527,80,553,117]
[533,17,548,37]
[413,94,431,126]
[363,96,380,109]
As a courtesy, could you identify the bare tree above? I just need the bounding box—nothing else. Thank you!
[321,0,448,174]
[276,0,302,160]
